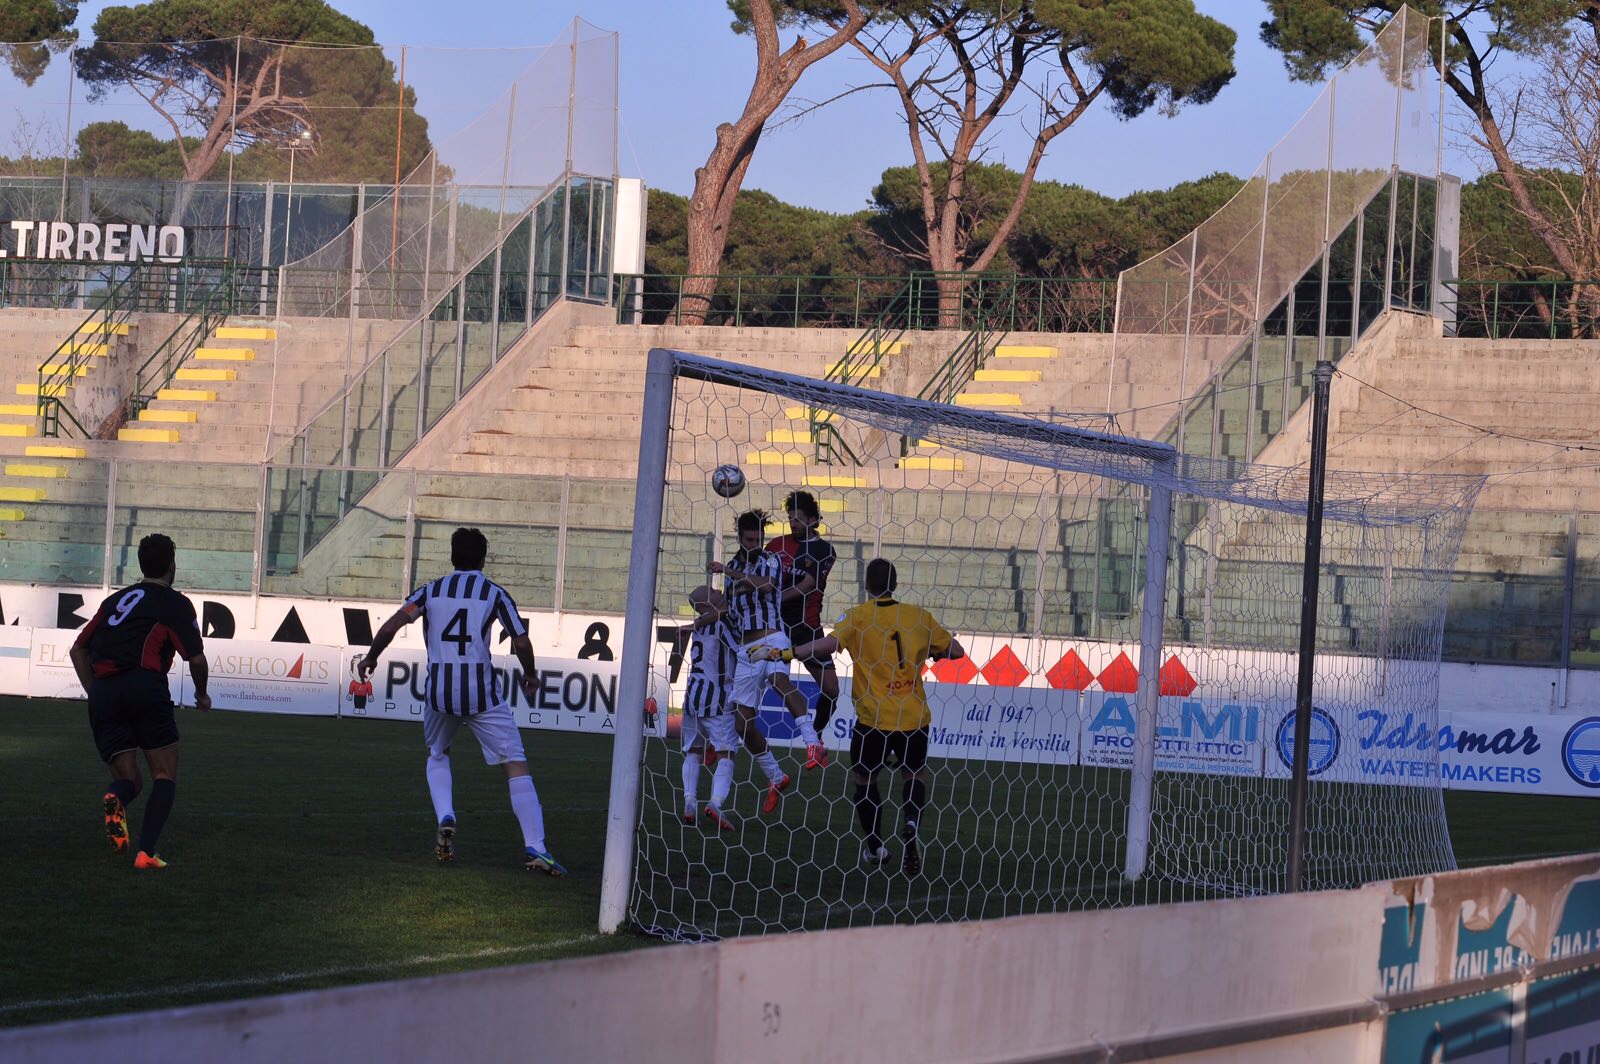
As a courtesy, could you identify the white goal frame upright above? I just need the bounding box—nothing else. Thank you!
[600,347,1193,932]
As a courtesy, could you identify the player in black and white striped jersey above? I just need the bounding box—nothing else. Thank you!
[679,586,742,830]
[706,510,817,816]
[358,527,566,876]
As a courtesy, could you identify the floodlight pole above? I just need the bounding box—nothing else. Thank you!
[598,346,674,933]
[1286,359,1334,892]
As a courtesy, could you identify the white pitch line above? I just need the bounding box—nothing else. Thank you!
[0,934,606,1016]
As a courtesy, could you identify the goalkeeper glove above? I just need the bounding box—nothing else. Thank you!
[748,645,793,663]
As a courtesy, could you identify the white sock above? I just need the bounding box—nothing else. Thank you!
[426,753,454,824]
[508,774,547,852]
[682,752,703,810]
[796,715,820,746]
[710,757,735,809]
[756,750,784,784]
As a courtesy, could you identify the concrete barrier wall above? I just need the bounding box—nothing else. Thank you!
[4,842,1597,1062]
[0,887,1388,1064]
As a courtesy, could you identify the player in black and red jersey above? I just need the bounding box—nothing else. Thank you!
[766,491,840,757]
[69,534,211,870]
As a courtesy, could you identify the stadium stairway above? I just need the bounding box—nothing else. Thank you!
[0,309,136,439]
[0,308,139,541]
[113,318,411,457]
[0,313,410,579]
[1204,311,1600,658]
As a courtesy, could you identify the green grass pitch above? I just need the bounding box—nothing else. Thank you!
[2,696,1594,1027]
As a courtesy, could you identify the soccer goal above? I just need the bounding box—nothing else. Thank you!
[597,348,1480,940]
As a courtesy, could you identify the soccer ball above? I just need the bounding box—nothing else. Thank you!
[710,464,747,499]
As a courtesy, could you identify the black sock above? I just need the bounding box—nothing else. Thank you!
[853,780,883,849]
[814,691,837,730]
[901,777,926,838]
[106,778,138,806]
[138,779,176,855]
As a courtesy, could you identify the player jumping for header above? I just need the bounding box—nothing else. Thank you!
[766,490,841,740]
[359,527,566,876]
[706,509,819,814]
[70,533,211,870]
[756,558,964,874]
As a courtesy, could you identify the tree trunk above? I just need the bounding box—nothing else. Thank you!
[678,2,867,326]
[682,128,759,325]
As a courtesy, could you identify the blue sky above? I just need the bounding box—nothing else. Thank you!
[58,0,1480,211]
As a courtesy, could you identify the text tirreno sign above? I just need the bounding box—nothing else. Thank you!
[1,221,189,263]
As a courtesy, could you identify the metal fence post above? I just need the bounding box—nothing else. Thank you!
[401,470,417,594]
[554,474,571,613]
[101,458,118,590]
[1286,360,1336,892]
[252,463,269,597]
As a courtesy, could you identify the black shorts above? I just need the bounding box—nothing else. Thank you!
[785,624,833,666]
[851,723,929,775]
[87,670,179,763]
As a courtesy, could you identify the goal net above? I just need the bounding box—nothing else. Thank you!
[602,349,1480,941]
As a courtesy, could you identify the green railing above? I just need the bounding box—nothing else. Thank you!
[616,272,1117,333]
[915,274,1016,408]
[615,271,1600,341]
[809,275,921,465]
[35,261,246,438]
[1442,279,1600,339]
[35,272,144,438]
[127,265,240,422]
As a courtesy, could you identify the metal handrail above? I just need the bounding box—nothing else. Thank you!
[126,265,239,421]
[614,271,1119,333]
[898,275,1016,456]
[918,273,1017,404]
[274,193,556,468]
[35,269,145,438]
[809,274,923,465]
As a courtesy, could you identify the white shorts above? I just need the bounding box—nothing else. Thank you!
[682,711,739,754]
[423,703,527,765]
[729,632,791,709]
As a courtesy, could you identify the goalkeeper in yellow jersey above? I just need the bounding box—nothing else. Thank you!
[753,558,964,874]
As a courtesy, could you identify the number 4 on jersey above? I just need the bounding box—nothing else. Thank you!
[441,608,472,655]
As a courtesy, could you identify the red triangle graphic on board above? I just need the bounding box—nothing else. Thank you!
[929,655,978,684]
[287,654,304,679]
[1159,656,1197,696]
[1046,650,1094,691]
[1097,651,1140,694]
[980,646,1029,687]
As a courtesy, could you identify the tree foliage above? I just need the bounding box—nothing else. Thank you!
[827,1,1235,318]
[74,0,431,183]
[71,119,188,177]
[647,164,1248,281]
[0,0,78,84]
